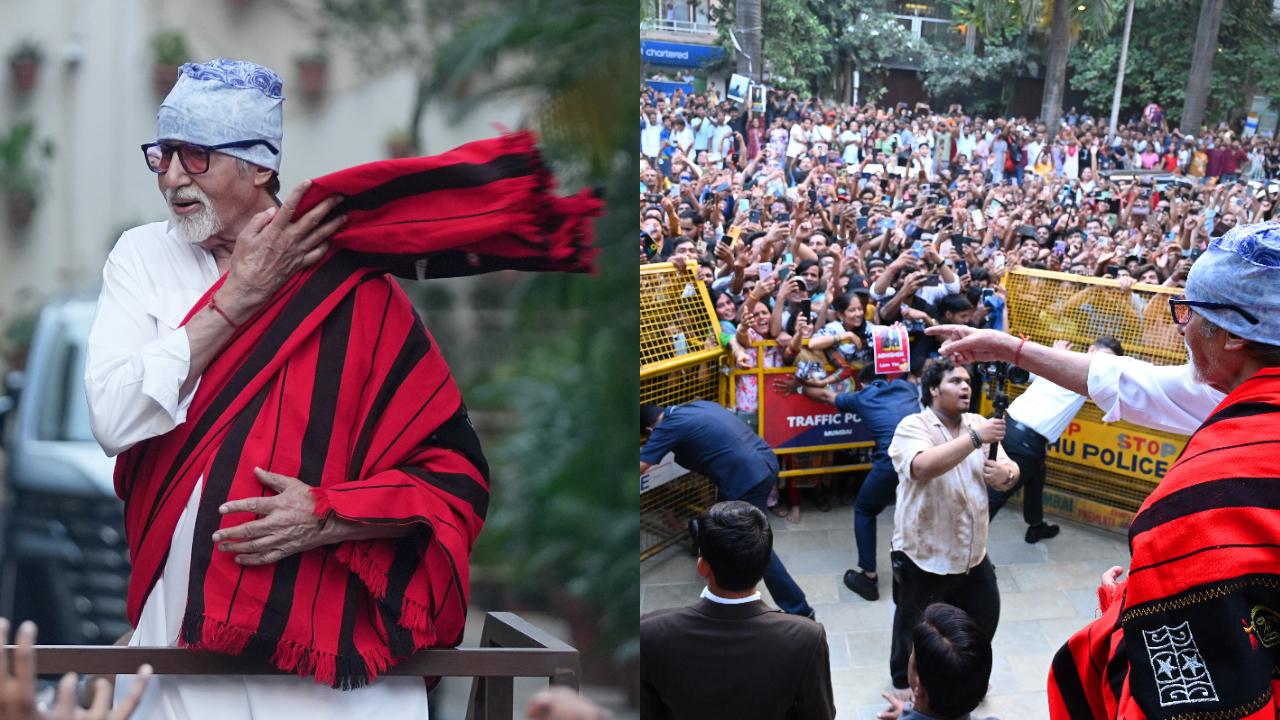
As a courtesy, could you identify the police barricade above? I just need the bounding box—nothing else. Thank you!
[980,268,1189,532]
[640,263,726,561]
[725,341,876,487]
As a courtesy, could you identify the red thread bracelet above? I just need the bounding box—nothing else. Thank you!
[209,294,240,329]
[1014,334,1028,366]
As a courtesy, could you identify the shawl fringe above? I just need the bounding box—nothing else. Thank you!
[181,612,394,690]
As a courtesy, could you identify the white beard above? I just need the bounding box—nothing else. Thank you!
[165,186,224,245]
[1185,337,1207,386]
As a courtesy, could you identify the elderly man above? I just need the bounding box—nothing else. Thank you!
[927,223,1280,718]
[87,59,597,718]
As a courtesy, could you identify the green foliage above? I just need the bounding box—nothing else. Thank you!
[745,0,917,94]
[1067,0,1280,127]
[0,122,53,205]
[920,44,1034,105]
[149,30,191,65]
[424,0,639,671]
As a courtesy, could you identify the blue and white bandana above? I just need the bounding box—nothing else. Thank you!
[1185,222,1280,345]
[155,58,284,171]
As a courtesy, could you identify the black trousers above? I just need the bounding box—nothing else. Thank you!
[988,418,1049,526]
[889,551,1000,688]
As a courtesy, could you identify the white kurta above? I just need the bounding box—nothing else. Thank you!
[87,222,427,719]
[1086,353,1225,435]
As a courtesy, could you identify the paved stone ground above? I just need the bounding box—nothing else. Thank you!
[640,500,1129,720]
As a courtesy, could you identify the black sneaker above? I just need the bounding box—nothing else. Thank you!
[1025,522,1060,544]
[843,569,879,601]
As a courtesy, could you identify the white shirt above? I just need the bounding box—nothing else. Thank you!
[89,222,427,719]
[889,408,1014,575]
[1006,375,1087,443]
[641,115,664,157]
[1086,353,1224,435]
[86,222,215,456]
[787,124,809,159]
[871,276,961,306]
[700,587,763,605]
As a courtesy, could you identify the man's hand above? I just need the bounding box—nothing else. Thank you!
[1101,566,1126,591]
[214,468,333,566]
[876,690,907,720]
[926,325,1018,365]
[974,417,1006,444]
[984,459,1016,491]
[0,619,151,720]
[525,688,611,720]
[223,181,347,308]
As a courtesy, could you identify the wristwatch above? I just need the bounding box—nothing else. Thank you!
[967,427,982,449]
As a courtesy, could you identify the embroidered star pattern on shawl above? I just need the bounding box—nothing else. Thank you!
[1048,367,1280,719]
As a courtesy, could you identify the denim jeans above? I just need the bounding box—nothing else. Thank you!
[737,478,813,616]
[853,462,899,575]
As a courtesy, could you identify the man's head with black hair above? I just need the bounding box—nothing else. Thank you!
[692,501,773,593]
[1090,336,1124,357]
[937,293,974,326]
[909,603,992,719]
[918,356,961,409]
[640,405,664,433]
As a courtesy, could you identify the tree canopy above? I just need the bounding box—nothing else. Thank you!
[1067,0,1280,128]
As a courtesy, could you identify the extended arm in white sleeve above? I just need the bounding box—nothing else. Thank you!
[1086,353,1225,436]
[84,247,197,457]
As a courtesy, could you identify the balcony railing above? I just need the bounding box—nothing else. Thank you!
[17,612,579,720]
[641,18,717,36]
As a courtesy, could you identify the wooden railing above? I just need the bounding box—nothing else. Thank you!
[18,612,579,720]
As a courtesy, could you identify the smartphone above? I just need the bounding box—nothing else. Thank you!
[777,266,793,283]
[911,240,925,258]
[728,225,742,243]
[1052,240,1066,256]
[879,219,895,233]
[845,243,858,259]
[775,211,791,222]
[797,299,812,322]
[758,261,774,281]
[955,259,969,277]
[749,208,761,223]
[921,274,941,287]
[738,198,751,214]
[646,193,662,204]
[856,217,869,231]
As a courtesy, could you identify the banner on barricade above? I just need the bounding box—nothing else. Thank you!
[1047,419,1185,484]
[762,380,874,451]
[640,452,691,493]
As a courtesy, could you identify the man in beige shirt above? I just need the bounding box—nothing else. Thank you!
[884,357,1019,693]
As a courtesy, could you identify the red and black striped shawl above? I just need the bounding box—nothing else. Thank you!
[113,132,601,688]
[1048,367,1280,719]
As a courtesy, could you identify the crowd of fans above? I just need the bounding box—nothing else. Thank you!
[640,84,1279,516]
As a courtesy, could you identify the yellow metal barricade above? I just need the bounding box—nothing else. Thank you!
[725,341,875,481]
[640,263,724,561]
[987,269,1189,531]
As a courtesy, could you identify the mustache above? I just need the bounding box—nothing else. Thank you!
[164,186,211,204]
